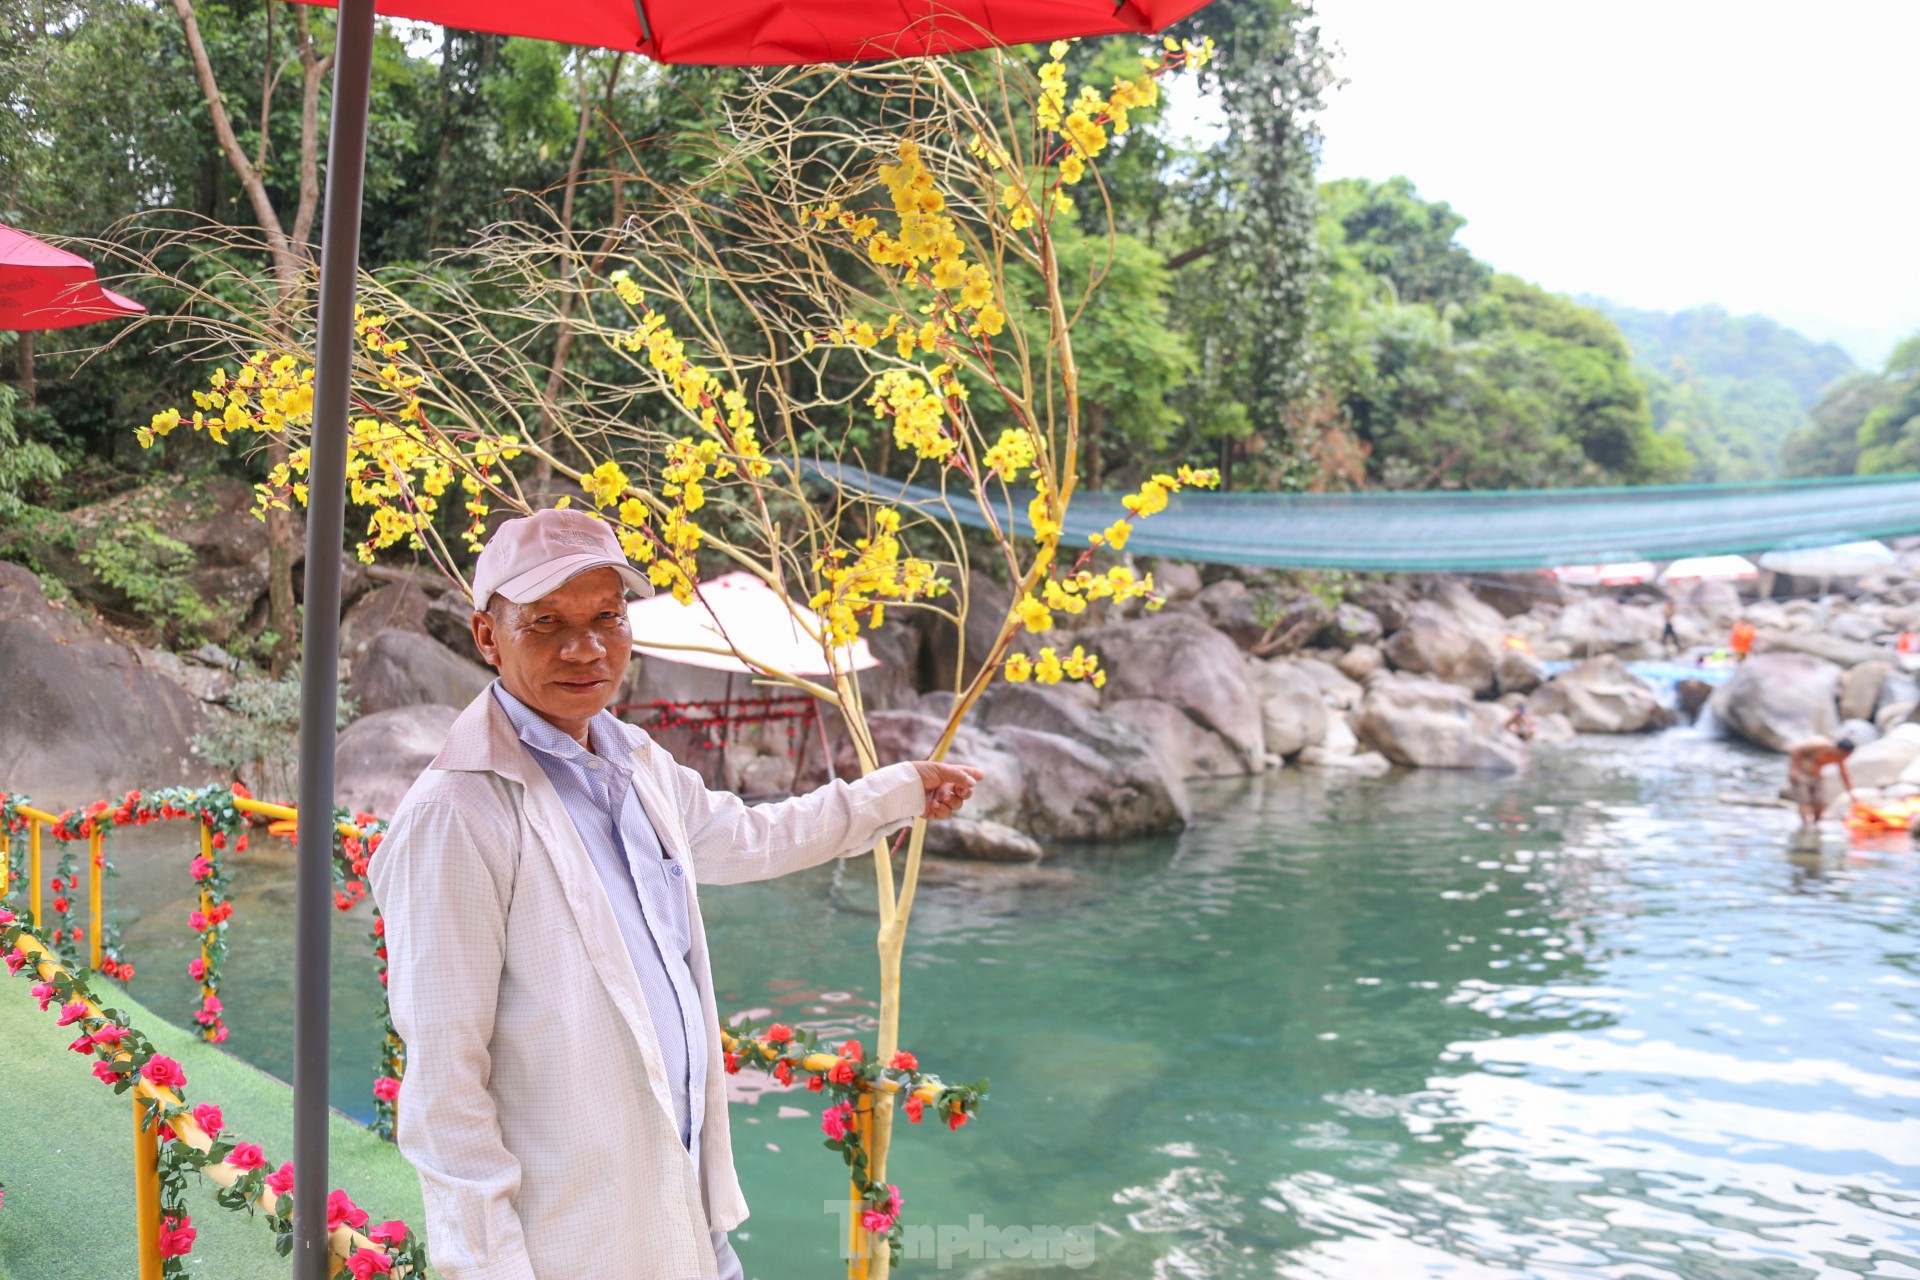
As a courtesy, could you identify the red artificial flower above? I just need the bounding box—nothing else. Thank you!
[224,1142,266,1171]
[209,1025,228,1043]
[889,1050,918,1072]
[345,1248,393,1279]
[828,1059,856,1085]
[92,1061,120,1085]
[904,1095,924,1124]
[367,1220,410,1247]
[91,1025,128,1048]
[157,1123,176,1143]
[265,1162,295,1197]
[327,1188,369,1231]
[51,895,69,914]
[723,1051,741,1075]
[70,926,83,944]
[141,1055,187,1089]
[373,1077,400,1103]
[208,901,233,925]
[48,876,63,893]
[948,1109,969,1132]
[120,963,135,981]
[820,1102,855,1142]
[188,957,207,981]
[157,1213,197,1259]
[839,1039,864,1063]
[767,1023,793,1043]
[4,947,26,975]
[806,1075,825,1093]
[31,982,55,1011]
[56,1001,88,1027]
[234,833,249,852]
[188,910,207,932]
[99,958,119,978]
[190,856,212,881]
[68,1032,95,1054]
[192,1103,223,1140]
[773,1060,794,1087]
[373,916,386,938]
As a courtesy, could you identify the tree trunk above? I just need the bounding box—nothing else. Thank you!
[16,332,33,407]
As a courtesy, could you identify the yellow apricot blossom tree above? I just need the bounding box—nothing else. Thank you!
[137,38,1219,1276]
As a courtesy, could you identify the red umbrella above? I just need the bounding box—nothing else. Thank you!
[0,223,144,330]
[305,0,1214,61]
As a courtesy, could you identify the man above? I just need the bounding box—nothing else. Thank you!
[1787,735,1854,831]
[369,509,983,1280]
[1660,600,1680,654]
[1503,700,1535,743]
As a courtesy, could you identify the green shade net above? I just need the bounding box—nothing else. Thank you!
[811,465,1920,572]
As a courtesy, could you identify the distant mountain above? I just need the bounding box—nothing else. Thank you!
[1580,300,1856,480]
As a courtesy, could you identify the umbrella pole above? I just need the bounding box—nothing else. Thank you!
[291,2,375,1278]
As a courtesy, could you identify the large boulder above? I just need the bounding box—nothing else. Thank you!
[423,591,486,665]
[1318,602,1385,649]
[853,619,925,711]
[852,710,1025,824]
[1840,660,1893,723]
[1195,579,1265,649]
[1382,601,1495,696]
[334,704,461,819]
[1710,653,1841,752]
[1529,655,1673,734]
[339,580,436,666]
[0,562,214,806]
[1678,579,1744,629]
[1353,581,1412,634]
[1494,644,1546,696]
[1838,722,1920,789]
[1082,612,1264,768]
[1250,659,1331,758]
[918,817,1044,862]
[1548,598,1662,657]
[1470,571,1566,618]
[1755,629,1886,669]
[349,628,493,716]
[1336,644,1385,682]
[1293,657,1364,710]
[1147,560,1203,602]
[1352,677,1528,771]
[1427,579,1509,635]
[1104,698,1248,778]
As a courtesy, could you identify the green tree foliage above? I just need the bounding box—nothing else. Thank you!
[1779,334,1920,478]
[1590,300,1856,477]
[1320,176,1489,309]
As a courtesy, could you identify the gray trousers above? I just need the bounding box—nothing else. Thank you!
[713,1231,744,1280]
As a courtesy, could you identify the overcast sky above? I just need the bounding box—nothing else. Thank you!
[1176,0,1920,367]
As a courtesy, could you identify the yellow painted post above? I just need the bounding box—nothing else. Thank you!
[28,819,41,927]
[198,823,214,1028]
[132,1091,162,1280]
[88,827,103,970]
[848,1092,873,1280]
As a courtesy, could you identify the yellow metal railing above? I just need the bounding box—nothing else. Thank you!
[11,929,386,1279]
[6,802,107,970]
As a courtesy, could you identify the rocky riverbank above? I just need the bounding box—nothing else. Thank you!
[7,499,1918,848]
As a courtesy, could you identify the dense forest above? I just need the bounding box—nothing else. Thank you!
[1,0,1912,625]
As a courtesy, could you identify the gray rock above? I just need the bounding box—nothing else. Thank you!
[853,619,925,711]
[1840,660,1893,723]
[913,569,1032,689]
[1293,657,1364,710]
[1679,579,1744,629]
[1710,653,1842,752]
[1260,592,1336,657]
[1336,644,1385,681]
[1756,628,1887,669]
[992,724,1188,840]
[1533,711,1578,745]
[1876,700,1918,732]
[852,710,1025,825]
[1147,560,1203,602]
[1470,571,1567,618]
[1250,658,1331,758]
[1877,670,1919,718]
[1675,678,1714,721]
[1841,722,1920,788]
[339,581,436,665]
[1319,603,1384,649]
[1352,676,1528,772]
[1104,697,1248,778]
[1298,712,1361,767]
[423,592,485,665]
[349,629,494,716]
[1837,718,1881,747]
[1548,598,1662,657]
[1529,655,1673,734]
[335,703,461,819]
[1494,644,1546,696]
[1196,579,1266,649]
[1081,612,1264,768]
[1382,601,1495,696]
[0,562,212,806]
[1427,579,1509,635]
[1354,581,1411,634]
[918,818,1044,862]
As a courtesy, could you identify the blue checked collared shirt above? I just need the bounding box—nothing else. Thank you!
[492,683,708,1158]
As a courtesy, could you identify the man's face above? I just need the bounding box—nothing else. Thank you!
[472,567,631,730]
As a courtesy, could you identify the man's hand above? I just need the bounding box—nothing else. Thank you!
[911,761,984,821]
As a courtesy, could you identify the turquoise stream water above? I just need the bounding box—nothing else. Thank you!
[93,729,1920,1277]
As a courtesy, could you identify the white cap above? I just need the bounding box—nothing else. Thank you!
[470,508,654,610]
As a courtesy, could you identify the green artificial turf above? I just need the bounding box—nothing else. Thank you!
[0,982,433,1279]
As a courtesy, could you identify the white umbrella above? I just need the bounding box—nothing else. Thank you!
[1660,554,1759,582]
[1552,560,1657,586]
[628,571,879,677]
[1757,540,1896,579]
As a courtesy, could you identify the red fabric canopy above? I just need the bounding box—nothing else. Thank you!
[300,0,1215,62]
[0,223,145,331]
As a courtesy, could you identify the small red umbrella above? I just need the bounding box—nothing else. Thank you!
[304,0,1215,61]
[0,223,145,330]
